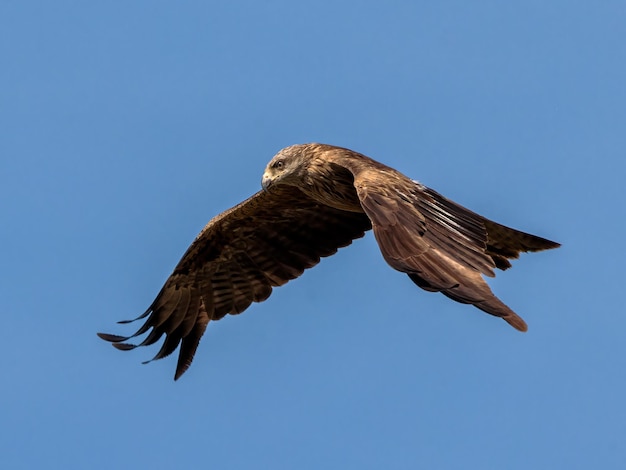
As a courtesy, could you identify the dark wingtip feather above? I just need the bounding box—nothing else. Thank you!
[545,240,561,250]
[117,307,153,324]
[97,332,128,342]
[174,358,192,381]
[174,313,210,381]
[174,341,198,381]
[140,335,183,366]
[525,237,561,253]
[174,370,186,381]
[112,342,139,351]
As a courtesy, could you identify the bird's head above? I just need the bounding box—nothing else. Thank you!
[261,144,314,191]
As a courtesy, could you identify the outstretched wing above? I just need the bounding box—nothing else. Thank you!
[351,168,559,331]
[98,185,371,380]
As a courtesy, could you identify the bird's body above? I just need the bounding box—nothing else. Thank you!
[99,143,560,379]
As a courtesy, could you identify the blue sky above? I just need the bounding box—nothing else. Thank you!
[2,1,625,468]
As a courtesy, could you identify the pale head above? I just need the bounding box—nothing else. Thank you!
[261,144,317,191]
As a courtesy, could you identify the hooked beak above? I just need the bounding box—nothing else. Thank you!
[261,174,272,191]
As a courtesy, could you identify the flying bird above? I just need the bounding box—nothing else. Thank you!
[98,143,560,380]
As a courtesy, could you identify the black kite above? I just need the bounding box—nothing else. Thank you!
[99,144,560,379]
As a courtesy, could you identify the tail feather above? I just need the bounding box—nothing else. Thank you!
[473,294,528,332]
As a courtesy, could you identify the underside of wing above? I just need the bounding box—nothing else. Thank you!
[98,185,371,379]
[352,170,558,332]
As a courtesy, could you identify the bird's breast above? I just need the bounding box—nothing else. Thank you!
[301,163,364,213]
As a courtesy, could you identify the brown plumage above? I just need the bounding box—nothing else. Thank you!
[98,143,560,380]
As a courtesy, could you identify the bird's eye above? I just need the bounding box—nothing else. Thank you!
[274,160,284,169]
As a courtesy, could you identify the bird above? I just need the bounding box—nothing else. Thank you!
[98,143,560,380]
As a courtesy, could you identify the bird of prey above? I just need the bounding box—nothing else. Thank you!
[98,143,560,380]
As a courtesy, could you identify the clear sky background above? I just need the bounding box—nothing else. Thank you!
[2,1,625,469]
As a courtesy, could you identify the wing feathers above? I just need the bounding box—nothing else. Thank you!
[99,144,558,380]
[353,171,554,332]
[416,188,496,276]
[234,252,273,302]
[483,219,561,269]
[99,185,370,379]
[174,304,210,381]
